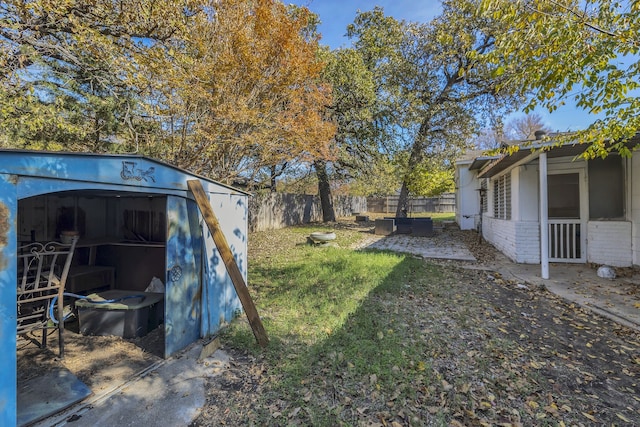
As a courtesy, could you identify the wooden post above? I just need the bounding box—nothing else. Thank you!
[187,180,269,348]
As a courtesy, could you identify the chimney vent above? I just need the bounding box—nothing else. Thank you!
[534,130,547,140]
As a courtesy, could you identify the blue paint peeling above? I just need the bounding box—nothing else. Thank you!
[0,175,18,427]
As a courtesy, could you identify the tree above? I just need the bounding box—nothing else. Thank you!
[0,0,335,188]
[0,0,196,150]
[347,1,518,217]
[347,156,401,197]
[475,112,552,149]
[144,0,335,183]
[313,46,381,221]
[505,113,553,140]
[480,0,640,158]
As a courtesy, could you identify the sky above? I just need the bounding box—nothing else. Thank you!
[289,0,602,133]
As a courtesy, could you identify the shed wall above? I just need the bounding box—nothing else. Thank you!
[0,174,17,427]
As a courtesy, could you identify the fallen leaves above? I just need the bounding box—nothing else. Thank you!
[191,228,640,427]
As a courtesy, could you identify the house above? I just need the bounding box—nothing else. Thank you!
[456,133,640,278]
[0,149,248,426]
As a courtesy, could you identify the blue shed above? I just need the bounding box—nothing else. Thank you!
[0,149,248,426]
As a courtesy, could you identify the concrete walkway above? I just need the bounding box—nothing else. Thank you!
[498,262,640,330]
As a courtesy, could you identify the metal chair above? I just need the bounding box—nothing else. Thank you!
[17,237,78,358]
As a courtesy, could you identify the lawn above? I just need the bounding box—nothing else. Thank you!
[192,221,640,426]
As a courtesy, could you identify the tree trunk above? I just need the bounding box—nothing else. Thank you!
[270,165,277,192]
[314,160,336,222]
[396,180,410,218]
[396,121,429,218]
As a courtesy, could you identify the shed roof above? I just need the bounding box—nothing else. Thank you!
[0,149,250,197]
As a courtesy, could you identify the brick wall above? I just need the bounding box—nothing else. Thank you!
[483,215,540,263]
[587,221,632,267]
[514,221,540,263]
[483,216,517,261]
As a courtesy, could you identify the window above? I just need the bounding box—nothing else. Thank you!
[480,179,488,213]
[493,174,511,219]
[589,155,624,219]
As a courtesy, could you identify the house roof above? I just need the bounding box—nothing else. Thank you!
[455,149,486,164]
[471,133,640,178]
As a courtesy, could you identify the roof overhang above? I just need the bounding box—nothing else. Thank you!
[468,155,500,171]
[476,133,640,179]
[478,142,592,178]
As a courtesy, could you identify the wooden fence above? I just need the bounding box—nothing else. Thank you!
[366,193,456,214]
[249,193,367,232]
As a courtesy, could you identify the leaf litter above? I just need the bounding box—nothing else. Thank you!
[191,221,640,426]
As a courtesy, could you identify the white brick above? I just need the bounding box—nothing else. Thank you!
[587,221,632,267]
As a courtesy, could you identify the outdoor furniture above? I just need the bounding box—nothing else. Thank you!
[386,217,413,234]
[383,217,433,236]
[412,218,434,237]
[17,238,78,357]
[375,219,396,235]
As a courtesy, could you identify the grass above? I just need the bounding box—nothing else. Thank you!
[224,225,433,422]
[222,224,469,425]
[211,222,640,427]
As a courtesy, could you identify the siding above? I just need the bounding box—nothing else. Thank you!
[587,221,632,267]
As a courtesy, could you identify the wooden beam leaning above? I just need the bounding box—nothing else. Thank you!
[187,180,269,348]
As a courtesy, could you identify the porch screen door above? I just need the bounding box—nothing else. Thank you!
[547,172,585,262]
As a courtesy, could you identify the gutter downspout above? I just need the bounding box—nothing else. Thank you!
[539,152,549,279]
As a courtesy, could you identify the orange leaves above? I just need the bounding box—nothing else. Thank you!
[145,0,335,179]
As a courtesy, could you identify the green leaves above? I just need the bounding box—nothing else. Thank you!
[479,0,640,154]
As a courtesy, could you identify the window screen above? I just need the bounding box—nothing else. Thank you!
[548,173,580,219]
[589,156,624,219]
[493,174,511,220]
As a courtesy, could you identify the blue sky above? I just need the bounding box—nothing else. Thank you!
[289,0,601,133]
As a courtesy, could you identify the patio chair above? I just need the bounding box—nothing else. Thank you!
[17,237,78,358]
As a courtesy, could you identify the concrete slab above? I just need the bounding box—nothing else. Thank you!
[18,366,91,426]
[354,234,476,262]
[34,343,230,427]
[499,263,640,330]
[354,229,640,332]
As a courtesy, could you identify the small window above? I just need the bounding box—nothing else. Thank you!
[589,156,624,219]
[481,179,488,213]
[493,174,511,220]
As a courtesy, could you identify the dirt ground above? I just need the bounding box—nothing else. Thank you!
[17,220,640,426]
[17,320,163,397]
[191,220,640,426]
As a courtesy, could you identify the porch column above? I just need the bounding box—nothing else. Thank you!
[539,153,549,279]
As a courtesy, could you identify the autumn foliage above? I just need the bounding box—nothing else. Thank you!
[0,0,335,184]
